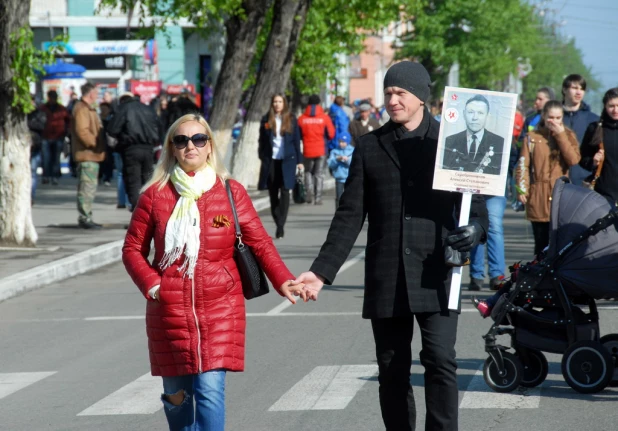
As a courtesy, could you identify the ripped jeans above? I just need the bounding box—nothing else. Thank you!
[161,370,226,431]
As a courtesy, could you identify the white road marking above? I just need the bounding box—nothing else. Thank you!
[77,372,162,416]
[269,365,377,411]
[266,250,366,315]
[2,305,618,323]
[459,367,547,409]
[0,372,56,400]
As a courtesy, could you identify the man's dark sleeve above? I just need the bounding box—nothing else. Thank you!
[106,105,126,138]
[309,141,367,284]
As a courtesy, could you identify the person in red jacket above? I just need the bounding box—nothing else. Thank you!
[123,113,305,431]
[297,95,335,204]
[40,90,71,185]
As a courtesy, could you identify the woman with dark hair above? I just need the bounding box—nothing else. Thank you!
[580,87,618,207]
[258,93,303,239]
[516,100,581,254]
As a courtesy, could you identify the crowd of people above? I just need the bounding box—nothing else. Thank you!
[25,62,618,431]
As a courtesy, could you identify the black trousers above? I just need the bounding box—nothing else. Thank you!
[371,312,459,431]
[122,146,154,210]
[268,159,290,229]
[531,221,550,255]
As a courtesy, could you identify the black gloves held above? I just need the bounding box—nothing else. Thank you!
[445,222,485,252]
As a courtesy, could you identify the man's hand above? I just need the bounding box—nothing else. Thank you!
[445,222,484,252]
[293,271,325,301]
[280,280,307,304]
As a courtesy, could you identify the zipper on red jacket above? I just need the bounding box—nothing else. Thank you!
[191,277,203,373]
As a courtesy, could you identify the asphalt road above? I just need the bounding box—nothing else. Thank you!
[1,193,618,431]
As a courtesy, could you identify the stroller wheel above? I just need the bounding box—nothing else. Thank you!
[600,334,618,387]
[483,351,523,393]
[561,340,613,394]
[518,349,549,388]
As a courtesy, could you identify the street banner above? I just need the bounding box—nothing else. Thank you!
[432,87,518,310]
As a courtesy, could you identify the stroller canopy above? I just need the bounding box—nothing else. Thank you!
[548,177,618,299]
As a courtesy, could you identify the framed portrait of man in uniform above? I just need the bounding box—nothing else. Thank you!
[433,87,518,197]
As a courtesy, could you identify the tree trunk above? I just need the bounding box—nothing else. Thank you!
[231,0,312,187]
[208,0,273,166]
[0,0,37,247]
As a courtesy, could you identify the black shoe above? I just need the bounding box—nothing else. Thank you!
[305,198,313,204]
[78,220,102,230]
[468,277,483,291]
[490,276,504,291]
[117,204,127,209]
[314,200,323,205]
[275,226,284,239]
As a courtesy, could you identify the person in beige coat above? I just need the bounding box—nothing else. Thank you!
[516,100,580,254]
[71,82,105,229]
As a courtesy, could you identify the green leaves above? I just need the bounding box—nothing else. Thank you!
[9,29,66,114]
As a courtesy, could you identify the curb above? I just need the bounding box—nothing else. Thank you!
[0,240,123,303]
[0,179,336,303]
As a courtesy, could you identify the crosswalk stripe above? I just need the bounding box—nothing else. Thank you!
[269,365,377,411]
[77,372,161,416]
[0,372,56,400]
[459,366,543,409]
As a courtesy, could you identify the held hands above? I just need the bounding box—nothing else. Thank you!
[445,222,484,252]
[593,149,605,167]
[280,280,307,304]
[292,271,325,301]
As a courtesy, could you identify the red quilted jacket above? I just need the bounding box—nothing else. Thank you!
[123,178,294,376]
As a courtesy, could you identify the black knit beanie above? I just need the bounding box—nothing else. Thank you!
[383,61,431,103]
[308,94,321,105]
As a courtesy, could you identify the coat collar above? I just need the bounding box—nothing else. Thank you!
[378,109,433,170]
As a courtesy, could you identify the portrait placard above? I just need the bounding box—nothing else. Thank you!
[433,87,518,197]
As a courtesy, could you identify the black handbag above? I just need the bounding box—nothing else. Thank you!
[293,169,306,204]
[225,180,269,299]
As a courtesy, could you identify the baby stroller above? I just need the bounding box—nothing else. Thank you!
[482,177,618,394]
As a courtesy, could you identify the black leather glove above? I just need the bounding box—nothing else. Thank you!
[445,222,485,252]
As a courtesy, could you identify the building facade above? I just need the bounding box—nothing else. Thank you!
[30,0,224,107]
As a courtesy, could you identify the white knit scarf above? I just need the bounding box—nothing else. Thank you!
[159,164,217,278]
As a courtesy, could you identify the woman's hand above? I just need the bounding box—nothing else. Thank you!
[593,149,605,167]
[280,280,307,304]
[518,194,527,205]
[293,271,325,301]
[296,164,304,171]
[546,118,565,135]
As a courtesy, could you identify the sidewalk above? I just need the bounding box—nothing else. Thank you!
[0,175,533,302]
[0,175,334,302]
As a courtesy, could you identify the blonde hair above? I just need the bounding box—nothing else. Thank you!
[142,114,230,192]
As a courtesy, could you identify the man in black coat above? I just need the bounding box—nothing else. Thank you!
[442,94,504,175]
[294,62,488,430]
[107,92,160,210]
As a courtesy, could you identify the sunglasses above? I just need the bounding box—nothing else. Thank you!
[172,133,210,149]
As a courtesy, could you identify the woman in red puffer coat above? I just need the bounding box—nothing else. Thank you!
[123,113,304,431]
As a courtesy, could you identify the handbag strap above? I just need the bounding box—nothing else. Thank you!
[224,180,245,247]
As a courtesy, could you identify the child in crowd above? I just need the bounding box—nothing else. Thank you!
[327,132,354,208]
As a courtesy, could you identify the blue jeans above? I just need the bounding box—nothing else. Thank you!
[113,152,128,207]
[161,371,226,431]
[31,152,41,200]
[41,139,63,178]
[471,195,506,280]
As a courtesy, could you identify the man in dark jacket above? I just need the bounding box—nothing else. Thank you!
[40,90,71,185]
[107,92,160,210]
[294,62,488,431]
[28,99,46,202]
[349,103,380,146]
[561,74,599,186]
